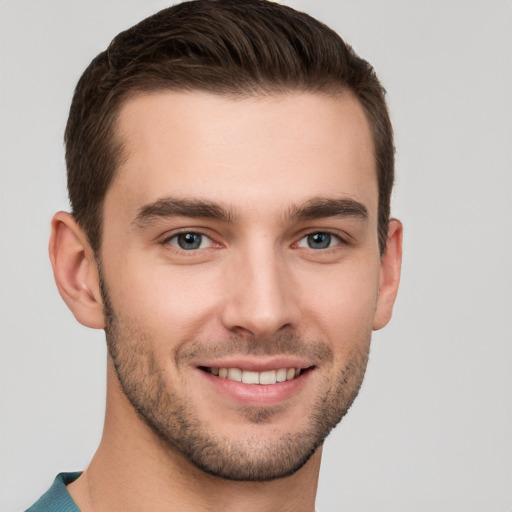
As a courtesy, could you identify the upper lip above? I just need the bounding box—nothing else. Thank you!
[195,357,314,372]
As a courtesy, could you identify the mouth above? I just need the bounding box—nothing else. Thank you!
[196,361,315,406]
[198,366,312,385]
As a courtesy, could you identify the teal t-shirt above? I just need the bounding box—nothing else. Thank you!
[26,473,82,512]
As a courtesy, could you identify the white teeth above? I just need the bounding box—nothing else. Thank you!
[259,370,277,385]
[227,368,242,382]
[276,368,287,382]
[242,370,259,384]
[213,367,301,384]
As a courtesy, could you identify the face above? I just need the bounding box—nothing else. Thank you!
[99,91,386,480]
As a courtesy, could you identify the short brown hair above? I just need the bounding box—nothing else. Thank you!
[65,0,394,254]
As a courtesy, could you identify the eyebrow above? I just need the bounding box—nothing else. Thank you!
[287,197,368,222]
[133,195,368,227]
[133,197,236,226]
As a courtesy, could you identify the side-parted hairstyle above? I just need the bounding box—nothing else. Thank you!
[65,0,394,255]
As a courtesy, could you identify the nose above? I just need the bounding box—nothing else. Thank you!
[220,243,300,338]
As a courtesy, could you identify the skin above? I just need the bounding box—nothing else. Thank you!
[49,91,402,512]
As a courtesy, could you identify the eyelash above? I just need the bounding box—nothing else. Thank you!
[162,231,217,252]
[296,231,344,250]
[161,229,347,254]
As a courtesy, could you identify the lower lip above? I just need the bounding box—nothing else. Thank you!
[198,368,311,407]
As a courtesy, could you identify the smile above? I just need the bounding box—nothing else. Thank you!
[197,363,314,405]
[201,367,305,385]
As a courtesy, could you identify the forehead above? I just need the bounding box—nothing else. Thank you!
[109,90,378,219]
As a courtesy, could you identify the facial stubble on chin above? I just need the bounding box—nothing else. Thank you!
[99,275,371,482]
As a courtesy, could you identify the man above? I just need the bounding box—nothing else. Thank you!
[27,0,402,510]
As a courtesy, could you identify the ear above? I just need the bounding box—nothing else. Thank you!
[49,212,105,329]
[373,219,403,330]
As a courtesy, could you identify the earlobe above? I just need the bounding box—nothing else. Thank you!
[49,212,105,329]
[373,219,403,331]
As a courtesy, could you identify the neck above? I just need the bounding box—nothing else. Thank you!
[68,360,320,512]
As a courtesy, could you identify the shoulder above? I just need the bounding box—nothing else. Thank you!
[25,473,82,512]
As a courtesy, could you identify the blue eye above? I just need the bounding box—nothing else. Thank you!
[298,232,341,249]
[168,232,212,250]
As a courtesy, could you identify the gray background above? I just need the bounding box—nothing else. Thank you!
[1,1,511,511]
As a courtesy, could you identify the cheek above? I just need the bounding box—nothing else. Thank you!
[300,260,380,343]
[106,260,222,340]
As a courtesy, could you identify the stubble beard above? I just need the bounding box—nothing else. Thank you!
[100,279,371,482]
